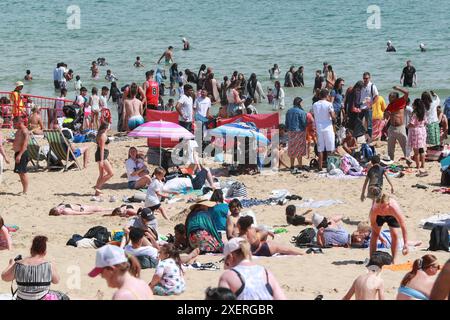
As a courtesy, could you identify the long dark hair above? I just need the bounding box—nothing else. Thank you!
[421,92,432,111]
[400,254,437,287]
[97,122,109,141]
[412,98,426,122]
[334,78,344,94]
[210,189,224,203]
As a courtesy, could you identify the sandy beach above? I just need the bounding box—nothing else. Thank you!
[0,128,448,300]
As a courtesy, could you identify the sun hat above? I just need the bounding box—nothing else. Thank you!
[312,213,325,228]
[223,237,245,257]
[88,245,128,277]
[189,199,217,211]
[15,81,24,87]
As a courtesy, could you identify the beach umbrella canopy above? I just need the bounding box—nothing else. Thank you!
[207,122,270,144]
[128,120,194,165]
[127,120,194,140]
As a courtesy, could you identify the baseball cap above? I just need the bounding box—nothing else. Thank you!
[223,237,245,257]
[140,208,155,221]
[312,213,325,228]
[88,245,128,277]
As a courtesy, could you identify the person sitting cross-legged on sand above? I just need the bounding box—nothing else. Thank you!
[396,254,440,300]
[313,213,350,247]
[1,236,69,300]
[342,129,358,156]
[360,155,395,202]
[218,237,286,300]
[149,243,186,296]
[88,244,153,300]
[237,216,304,256]
[49,203,114,216]
[342,252,387,300]
[125,147,151,189]
[369,193,409,264]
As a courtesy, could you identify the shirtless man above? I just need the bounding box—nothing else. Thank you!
[342,253,385,300]
[384,86,409,161]
[369,193,409,264]
[123,83,144,132]
[157,46,174,65]
[226,199,242,240]
[12,116,29,194]
[28,107,44,135]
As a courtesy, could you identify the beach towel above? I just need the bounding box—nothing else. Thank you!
[295,199,344,209]
[383,261,413,272]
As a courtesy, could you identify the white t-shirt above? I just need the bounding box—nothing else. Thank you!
[100,95,108,109]
[404,105,413,127]
[125,158,140,182]
[194,96,211,117]
[124,244,158,260]
[145,178,164,207]
[312,100,334,130]
[426,95,440,123]
[184,139,198,165]
[359,82,379,105]
[177,94,193,122]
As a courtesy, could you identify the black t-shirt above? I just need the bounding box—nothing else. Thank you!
[314,76,324,90]
[402,66,416,84]
[368,164,384,187]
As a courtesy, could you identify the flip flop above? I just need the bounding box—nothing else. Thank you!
[412,184,428,189]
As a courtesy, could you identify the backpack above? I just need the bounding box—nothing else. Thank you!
[370,251,393,266]
[83,226,110,247]
[441,167,450,187]
[291,228,316,247]
[226,182,248,198]
[360,143,375,161]
[428,226,449,251]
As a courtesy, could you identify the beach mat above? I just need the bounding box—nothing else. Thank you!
[383,261,413,271]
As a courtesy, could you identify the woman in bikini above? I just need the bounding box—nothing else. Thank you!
[94,122,114,198]
[103,205,139,218]
[49,204,114,216]
[237,216,304,257]
[396,254,440,300]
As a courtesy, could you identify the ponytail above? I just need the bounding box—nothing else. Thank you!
[400,254,437,286]
[116,254,142,278]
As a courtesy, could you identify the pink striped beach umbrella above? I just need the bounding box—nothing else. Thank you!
[127,120,194,165]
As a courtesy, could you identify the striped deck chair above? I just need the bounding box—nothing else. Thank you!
[43,129,81,171]
[27,133,47,170]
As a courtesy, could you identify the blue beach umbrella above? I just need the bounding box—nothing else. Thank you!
[207,122,270,145]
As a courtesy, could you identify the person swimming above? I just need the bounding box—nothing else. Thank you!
[420,43,426,52]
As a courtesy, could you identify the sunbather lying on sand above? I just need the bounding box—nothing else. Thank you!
[103,204,139,217]
[237,216,304,256]
[49,204,114,216]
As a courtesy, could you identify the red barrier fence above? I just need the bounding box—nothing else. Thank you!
[0,92,72,129]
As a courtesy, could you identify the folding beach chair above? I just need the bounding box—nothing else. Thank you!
[27,133,47,171]
[43,129,81,171]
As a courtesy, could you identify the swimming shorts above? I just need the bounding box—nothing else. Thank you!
[73,148,81,158]
[128,115,145,130]
[13,151,29,174]
[376,215,400,228]
[148,204,161,211]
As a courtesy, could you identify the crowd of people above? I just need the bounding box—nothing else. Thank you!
[0,42,449,301]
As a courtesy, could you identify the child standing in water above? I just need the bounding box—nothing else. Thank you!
[74,75,82,95]
[90,87,101,130]
[149,243,186,296]
[91,61,99,79]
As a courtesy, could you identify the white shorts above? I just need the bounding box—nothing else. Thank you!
[317,128,335,152]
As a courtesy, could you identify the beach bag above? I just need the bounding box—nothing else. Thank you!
[327,156,341,172]
[441,167,450,187]
[291,228,316,247]
[83,226,110,247]
[428,226,449,251]
[226,181,248,198]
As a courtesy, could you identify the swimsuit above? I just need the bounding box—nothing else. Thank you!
[128,115,145,130]
[252,242,272,257]
[376,215,400,228]
[398,286,429,300]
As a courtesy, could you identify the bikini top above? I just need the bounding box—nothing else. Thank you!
[398,286,429,300]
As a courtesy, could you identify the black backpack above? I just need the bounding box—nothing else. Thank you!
[441,167,450,187]
[83,226,111,247]
[428,226,450,251]
[291,228,316,247]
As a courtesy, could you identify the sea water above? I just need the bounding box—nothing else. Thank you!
[1,0,449,117]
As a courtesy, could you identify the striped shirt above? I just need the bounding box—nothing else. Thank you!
[15,262,52,300]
